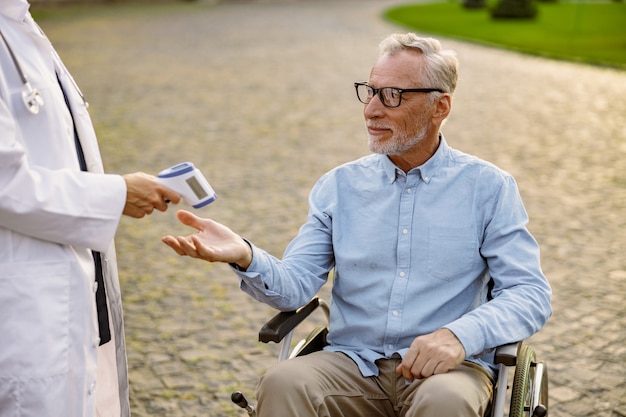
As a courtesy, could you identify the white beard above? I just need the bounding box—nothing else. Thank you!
[368,122,428,155]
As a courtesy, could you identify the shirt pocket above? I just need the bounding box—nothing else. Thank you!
[427,226,478,282]
[0,261,70,377]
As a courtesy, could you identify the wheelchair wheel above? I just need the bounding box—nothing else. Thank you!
[509,344,548,417]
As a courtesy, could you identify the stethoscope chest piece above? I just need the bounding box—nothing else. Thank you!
[22,82,44,115]
[1,29,45,115]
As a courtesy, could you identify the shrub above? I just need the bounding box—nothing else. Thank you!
[491,0,538,19]
[463,0,487,9]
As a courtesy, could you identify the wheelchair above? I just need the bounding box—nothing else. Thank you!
[232,297,548,417]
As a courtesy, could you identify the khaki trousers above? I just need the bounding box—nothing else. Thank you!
[256,350,493,417]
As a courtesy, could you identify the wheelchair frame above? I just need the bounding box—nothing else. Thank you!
[232,297,548,417]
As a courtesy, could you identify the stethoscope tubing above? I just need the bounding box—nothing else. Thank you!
[0,27,45,114]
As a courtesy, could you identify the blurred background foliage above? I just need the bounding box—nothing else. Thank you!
[385,0,626,69]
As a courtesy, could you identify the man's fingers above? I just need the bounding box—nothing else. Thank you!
[176,210,206,231]
[416,358,439,379]
[397,355,421,382]
[396,363,414,382]
[175,236,199,257]
[191,235,225,261]
[433,360,453,376]
[162,235,199,257]
[161,236,187,256]
[396,329,465,381]
[397,357,447,381]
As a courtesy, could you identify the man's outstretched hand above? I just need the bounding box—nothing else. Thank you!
[162,210,252,269]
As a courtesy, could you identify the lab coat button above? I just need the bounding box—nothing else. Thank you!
[92,281,98,293]
[88,381,96,395]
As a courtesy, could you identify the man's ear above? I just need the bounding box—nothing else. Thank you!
[433,94,452,121]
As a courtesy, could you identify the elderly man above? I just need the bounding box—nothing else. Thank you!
[163,33,551,416]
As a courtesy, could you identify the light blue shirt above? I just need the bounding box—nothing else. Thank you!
[234,136,552,377]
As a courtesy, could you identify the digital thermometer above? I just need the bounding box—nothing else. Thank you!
[156,162,217,208]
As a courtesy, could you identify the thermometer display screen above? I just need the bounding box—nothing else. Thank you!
[186,176,208,199]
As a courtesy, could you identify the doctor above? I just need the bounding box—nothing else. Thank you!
[0,1,180,417]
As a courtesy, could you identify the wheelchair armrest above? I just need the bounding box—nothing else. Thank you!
[259,297,321,343]
[494,341,521,367]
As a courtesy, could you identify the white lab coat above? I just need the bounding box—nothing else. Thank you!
[0,2,130,416]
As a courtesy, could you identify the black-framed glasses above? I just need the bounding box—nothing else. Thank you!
[354,82,443,108]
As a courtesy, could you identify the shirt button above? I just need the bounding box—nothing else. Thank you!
[388,344,394,350]
[399,271,406,277]
[392,310,399,317]
[402,229,408,235]
[406,188,412,193]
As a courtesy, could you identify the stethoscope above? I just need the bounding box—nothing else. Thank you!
[0,28,45,115]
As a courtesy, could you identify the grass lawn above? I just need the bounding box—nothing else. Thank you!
[384,1,626,69]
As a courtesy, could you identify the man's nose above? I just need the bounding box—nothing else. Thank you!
[364,94,385,118]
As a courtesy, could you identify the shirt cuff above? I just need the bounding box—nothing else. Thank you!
[229,238,253,271]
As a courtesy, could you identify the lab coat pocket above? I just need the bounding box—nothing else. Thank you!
[0,261,70,377]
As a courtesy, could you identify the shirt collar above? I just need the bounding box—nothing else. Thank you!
[379,154,400,184]
[380,134,450,184]
[1,0,30,22]
[411,134,449,184]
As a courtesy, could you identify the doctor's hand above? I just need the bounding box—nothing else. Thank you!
[162,210,252,269]
[122,172,181,218]
[396,328,466,381]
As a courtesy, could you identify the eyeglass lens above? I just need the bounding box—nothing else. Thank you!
[356,84,401,107]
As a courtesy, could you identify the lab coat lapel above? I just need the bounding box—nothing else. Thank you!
[48,36,104,175]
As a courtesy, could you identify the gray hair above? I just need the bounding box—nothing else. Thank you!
[379,33,458,95]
